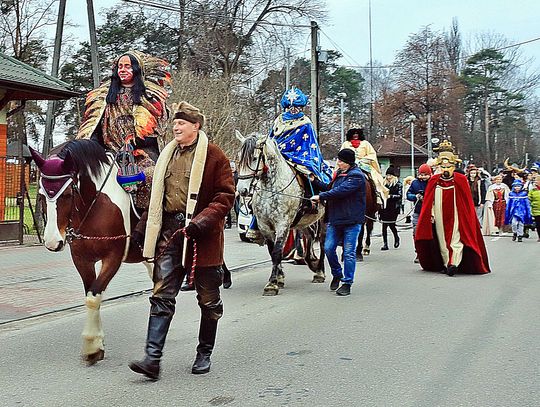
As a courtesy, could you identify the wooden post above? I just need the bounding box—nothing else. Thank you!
[42,0,67,156]
[0,90,7,221]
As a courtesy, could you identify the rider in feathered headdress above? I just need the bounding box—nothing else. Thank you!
[77,50,171,162]
[76,51,171,205]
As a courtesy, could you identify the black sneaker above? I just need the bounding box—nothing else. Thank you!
[512,233,517,241]
[336,284,351,296]
[518,236,523,242]
[330,276,341,291]
[381,244,389,251]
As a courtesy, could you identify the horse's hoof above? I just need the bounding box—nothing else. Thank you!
[84,349,104,366]
[263,283,279,296]
[277,281,285,288]
[312,272,325,283]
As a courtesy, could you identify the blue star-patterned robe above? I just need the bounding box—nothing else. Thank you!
[270,113,331,184]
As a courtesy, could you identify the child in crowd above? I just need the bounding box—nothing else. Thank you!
[528,177,540,242]
[406,164,432,262]
[505,180,533,242]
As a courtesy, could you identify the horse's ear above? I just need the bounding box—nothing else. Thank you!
[61,151,76,173]
[235,130,246,143]
[29,147,46,169]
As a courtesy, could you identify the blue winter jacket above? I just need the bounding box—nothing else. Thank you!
[315,165,366,226]
[407,178,429,214]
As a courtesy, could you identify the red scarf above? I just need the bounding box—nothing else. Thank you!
[351,140,361,148]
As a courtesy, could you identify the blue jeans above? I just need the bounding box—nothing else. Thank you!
[324,223,362,284]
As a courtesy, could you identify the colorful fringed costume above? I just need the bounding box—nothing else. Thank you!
[76,51,171,207]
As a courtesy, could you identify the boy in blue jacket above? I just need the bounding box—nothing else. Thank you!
[311,149,366,296]
[406,164,432,262]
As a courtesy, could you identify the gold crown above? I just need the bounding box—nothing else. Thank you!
[434,140,461,165]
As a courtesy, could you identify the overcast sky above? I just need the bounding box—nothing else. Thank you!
[65,0,540,71]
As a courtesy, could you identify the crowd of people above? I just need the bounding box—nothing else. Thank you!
[71,49,537,381]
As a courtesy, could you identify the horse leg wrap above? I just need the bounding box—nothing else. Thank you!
[82,293,105,356]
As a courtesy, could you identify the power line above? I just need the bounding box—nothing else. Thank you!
[121,0,312,28]
[318,31,540,70]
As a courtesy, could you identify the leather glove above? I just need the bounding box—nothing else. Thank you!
[131,230,144,250]
[183,222,200,239]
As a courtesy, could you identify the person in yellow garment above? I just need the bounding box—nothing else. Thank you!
[341,128,388,205]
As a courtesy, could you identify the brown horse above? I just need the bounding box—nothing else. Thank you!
[357,175,380,260]
[31,140,147,365]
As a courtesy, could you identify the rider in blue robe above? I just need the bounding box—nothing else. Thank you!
[270,87,331,184]
[246,87,330,243]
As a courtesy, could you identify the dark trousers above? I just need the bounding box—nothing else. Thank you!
[151,222,224,320]
[535,215,540,239]
[382,223,398,244]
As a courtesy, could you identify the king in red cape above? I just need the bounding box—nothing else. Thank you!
[415,141,491,276]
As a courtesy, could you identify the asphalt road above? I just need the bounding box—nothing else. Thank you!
[0,228,538,407]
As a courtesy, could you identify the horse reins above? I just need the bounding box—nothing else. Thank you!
[64,153,130,243]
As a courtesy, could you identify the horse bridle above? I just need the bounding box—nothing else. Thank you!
[237,138,312,202]
[237,141,267,197]
[40,158,119,243]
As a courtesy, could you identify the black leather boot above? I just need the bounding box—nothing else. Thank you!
[222,264,232,289]
[393,234,400,248]
[129,314,172,380]
[192,317,218,374]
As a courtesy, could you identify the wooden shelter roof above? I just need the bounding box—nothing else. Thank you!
[0,52,79,101]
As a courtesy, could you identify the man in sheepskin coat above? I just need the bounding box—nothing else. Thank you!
[129,101,235,380]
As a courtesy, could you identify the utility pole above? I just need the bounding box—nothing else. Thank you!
[87,0,100,88]
[368,0,374,140]
[310,21,319,139]
[285,47,291,89]
[178,0,185,70]
[484,94,492,171]
[426,111,432,158]
[42,0,67,156]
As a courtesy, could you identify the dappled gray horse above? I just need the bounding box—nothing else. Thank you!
[236,131,325,295]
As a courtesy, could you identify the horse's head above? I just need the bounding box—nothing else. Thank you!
[31,147,77,251]
[31,140,109,252]
[235,130,268,197]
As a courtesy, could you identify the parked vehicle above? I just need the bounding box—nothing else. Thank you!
[237,197,253,242]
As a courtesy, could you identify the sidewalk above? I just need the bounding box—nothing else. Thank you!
[0,228,269,324]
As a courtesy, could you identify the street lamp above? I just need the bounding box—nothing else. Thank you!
[409,114,416,177]
[337,92,347,145]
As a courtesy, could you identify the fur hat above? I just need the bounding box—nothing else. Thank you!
[386,166,397,176]
[337,148,356,166]
[172,101,205,128]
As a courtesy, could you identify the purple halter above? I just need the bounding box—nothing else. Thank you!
[30,148,74,200]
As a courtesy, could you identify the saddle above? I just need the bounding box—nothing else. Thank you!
[289,172,320,228]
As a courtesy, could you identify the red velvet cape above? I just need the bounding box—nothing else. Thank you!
[415,173,491,274]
